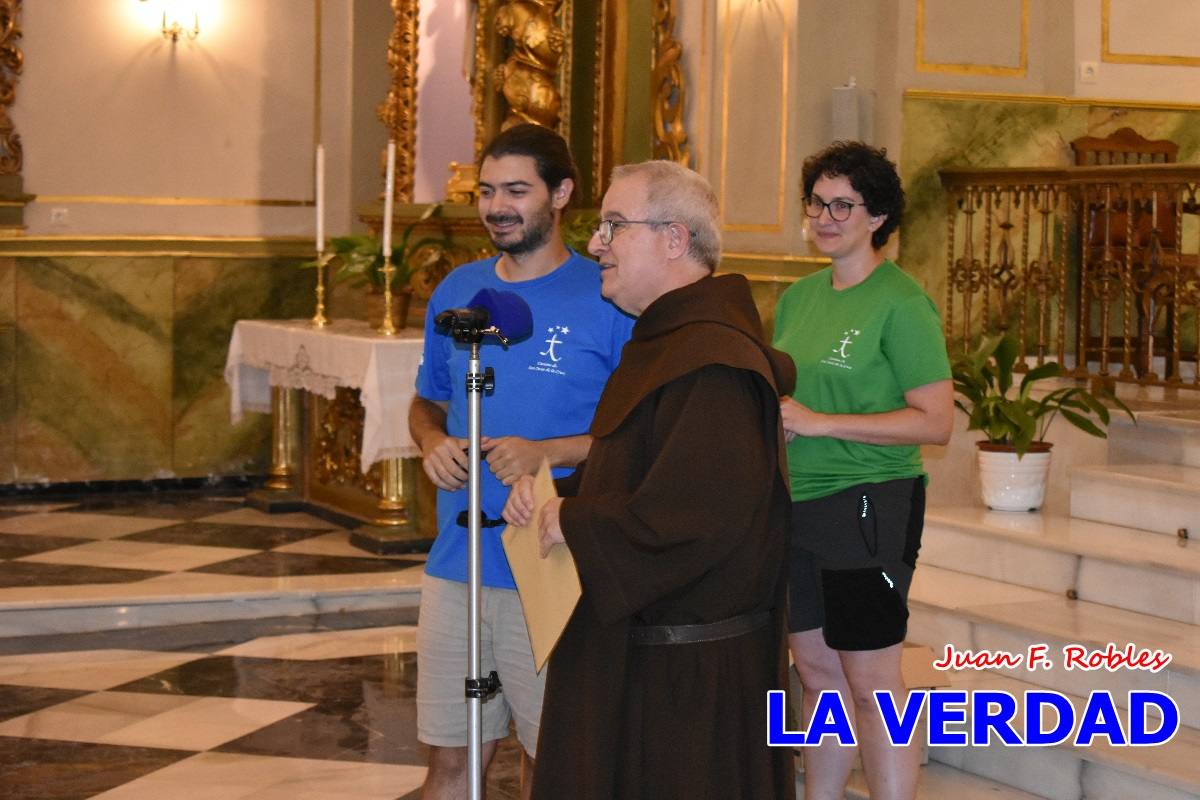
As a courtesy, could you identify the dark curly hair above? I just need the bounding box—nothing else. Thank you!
[480,123,578,199]
[801,141,904,250]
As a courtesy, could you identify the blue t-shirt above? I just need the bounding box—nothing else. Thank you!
[415,251,635,588]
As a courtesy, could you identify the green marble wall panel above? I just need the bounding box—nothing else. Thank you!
[0,257,14,482]
[172,257,314,478]
[898,95,1200,337]
[15,257,174,482]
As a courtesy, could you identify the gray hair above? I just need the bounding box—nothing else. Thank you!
[610,160,721,271]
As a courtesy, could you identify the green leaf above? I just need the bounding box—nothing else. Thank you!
[1059,407,1107,438]
[993,335,1018,394]
[1018,361,1061,397]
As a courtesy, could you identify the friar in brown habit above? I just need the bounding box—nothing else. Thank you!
[503,160,796,800]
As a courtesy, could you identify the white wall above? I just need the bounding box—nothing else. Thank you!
[1073,0,1200,102]
[413,0,473,203]
[679,0,1200,256]
[15,1,1200,242]
[17,0,357,238]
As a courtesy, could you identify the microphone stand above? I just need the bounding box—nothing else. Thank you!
[448,320,508,800]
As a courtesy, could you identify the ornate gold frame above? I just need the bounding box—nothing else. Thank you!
[379,0,420,203]
[0,0,20,175]
[651,0,689,165]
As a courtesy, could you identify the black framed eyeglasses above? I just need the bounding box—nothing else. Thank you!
[803,196,865,222]
[593,218,673,245]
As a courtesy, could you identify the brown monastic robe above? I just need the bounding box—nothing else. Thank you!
[532,274,797,800]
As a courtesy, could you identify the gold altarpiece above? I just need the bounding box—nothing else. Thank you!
[0,0,29,235]
[264,0,693,547]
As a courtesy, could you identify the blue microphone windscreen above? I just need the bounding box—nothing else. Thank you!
[467,288,533,341]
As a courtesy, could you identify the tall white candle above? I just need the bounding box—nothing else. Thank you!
[381,140,397,259]
[315,144,325,252]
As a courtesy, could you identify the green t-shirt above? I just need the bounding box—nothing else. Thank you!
[772,261,951,501]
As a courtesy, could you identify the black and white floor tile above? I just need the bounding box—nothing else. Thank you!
[0,492,523,799]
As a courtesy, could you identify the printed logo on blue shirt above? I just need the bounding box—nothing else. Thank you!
[530,324,571,376]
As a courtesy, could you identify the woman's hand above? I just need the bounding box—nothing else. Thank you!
[780,396,829,440]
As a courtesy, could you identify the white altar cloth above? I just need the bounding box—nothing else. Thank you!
[224,319,424,473]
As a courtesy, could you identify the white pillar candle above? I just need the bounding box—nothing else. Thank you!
[315,144,325,252]
[381,140,397,258]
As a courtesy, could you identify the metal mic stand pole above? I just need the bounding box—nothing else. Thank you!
[466,338,485,800]
[461,329,503,800]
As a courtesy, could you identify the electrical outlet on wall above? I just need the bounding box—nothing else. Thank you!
[1079,61,1099,84]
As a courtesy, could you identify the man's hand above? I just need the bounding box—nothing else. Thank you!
[482,436,543,486]
[537,497,565,558]
[420,433,470,490]
[502,475,536,527]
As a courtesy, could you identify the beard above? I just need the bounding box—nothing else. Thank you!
[486,201,555,256]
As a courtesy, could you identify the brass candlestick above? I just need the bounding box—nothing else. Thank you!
[378,258,397,336]
[311,250,330,328]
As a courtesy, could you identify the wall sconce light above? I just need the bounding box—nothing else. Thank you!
[138,1,200,43]
[162,11,199,42]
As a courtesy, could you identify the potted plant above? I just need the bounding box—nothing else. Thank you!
[304,203,450,329]
[951,334,1134,511]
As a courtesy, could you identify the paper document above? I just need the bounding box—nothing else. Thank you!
[501,459,582,671]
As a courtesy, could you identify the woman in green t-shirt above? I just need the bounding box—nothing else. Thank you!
[773,142,953,800]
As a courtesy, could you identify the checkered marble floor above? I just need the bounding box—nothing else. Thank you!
[0,492,523,799]
[0,495,429,637]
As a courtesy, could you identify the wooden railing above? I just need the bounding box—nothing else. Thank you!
[939,164,1200,388]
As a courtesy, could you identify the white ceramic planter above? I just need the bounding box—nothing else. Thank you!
[976,444,1053,512]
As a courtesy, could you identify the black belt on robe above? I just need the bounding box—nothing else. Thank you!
[628,610,771,646]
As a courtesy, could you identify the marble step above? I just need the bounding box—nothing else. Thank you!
[906,565,1200,730]
[927,670,1200,800]
[922,506,1200,624]
[1069,463,1200,538]
[1108,410,1200,468]
[795,759,1044,799]
[0,572,422,637]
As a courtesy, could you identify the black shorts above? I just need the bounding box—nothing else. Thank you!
[787,477,925,651]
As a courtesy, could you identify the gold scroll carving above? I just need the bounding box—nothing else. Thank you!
[378,0,419,202]
[0,0,22,175]
[314,387,384,497]
[493,0,565,131]
[651,0,689,165]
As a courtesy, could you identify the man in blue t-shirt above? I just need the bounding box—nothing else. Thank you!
[409,124,633,799]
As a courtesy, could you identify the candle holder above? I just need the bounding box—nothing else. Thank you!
[378,259,398,336]
[311,250,331,328]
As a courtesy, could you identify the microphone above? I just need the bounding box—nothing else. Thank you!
[435,288,533,344]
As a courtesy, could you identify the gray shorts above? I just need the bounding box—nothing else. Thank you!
[416,574,546,756]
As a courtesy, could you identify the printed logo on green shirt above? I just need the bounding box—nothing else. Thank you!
[821,328,862,370]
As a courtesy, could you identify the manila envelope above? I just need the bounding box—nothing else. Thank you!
[501,459,582,672]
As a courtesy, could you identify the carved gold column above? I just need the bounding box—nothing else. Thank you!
[0,0,21,176]
[379,0,419,203]
[492,1,566,131]
[0,0,27,235]
[377,458,407,523]
[651,0,689,165]
[264,387,301,492]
